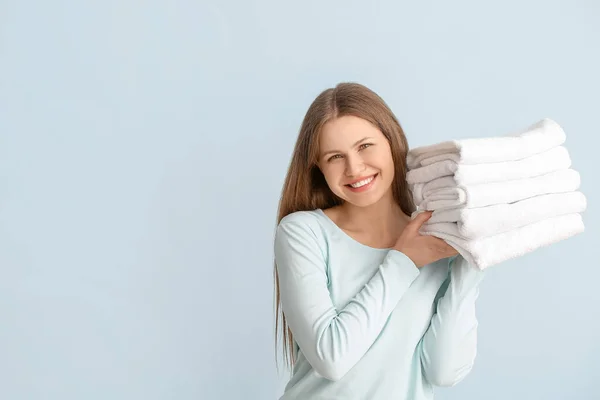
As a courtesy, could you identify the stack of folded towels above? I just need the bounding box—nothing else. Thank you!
[407,118,587,270]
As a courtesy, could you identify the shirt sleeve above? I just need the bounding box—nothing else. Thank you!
[274,218,421,381]
[419,254,486,387]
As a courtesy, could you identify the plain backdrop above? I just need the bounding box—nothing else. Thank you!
[1,0,598,399]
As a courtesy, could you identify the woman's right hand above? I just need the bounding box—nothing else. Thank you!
[393,211,458,268]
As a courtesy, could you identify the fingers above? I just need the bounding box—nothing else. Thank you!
[407,211,433,234]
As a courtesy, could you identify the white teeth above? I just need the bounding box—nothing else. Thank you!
[350,175,375,188]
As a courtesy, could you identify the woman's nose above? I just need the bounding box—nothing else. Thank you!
[344,155,366,177]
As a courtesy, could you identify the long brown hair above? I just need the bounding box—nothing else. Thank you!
[273,82,416,370]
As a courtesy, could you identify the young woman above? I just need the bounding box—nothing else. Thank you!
[273,82,485,399]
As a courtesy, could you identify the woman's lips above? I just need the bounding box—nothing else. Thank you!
[345,174,378,193]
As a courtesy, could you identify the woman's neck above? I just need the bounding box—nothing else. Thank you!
[329,196,410,247]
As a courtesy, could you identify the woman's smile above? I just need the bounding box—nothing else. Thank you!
[345,173,378,193]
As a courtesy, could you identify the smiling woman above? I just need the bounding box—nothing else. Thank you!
[272,82,484,400]
[318,115,396,202]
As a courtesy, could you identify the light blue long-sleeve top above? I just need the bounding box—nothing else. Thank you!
[274,208,486,400]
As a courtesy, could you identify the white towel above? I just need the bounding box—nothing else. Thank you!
[419,213,585,270]
[413,168,580,211]
[419,191,587,239]
[407,145,571,185]
[407,118,566,169]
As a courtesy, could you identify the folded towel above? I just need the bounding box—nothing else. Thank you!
[418,191,587,239]
[419,213,585,270]
[407,118,566,169]
[413,168,581,211]
[407,145,571,185]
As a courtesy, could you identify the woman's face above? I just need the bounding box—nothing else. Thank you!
[317,115,395,208]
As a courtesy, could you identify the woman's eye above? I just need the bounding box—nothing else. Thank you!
[326,144,373,162]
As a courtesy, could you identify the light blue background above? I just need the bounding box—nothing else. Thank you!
[1,1,598,399]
